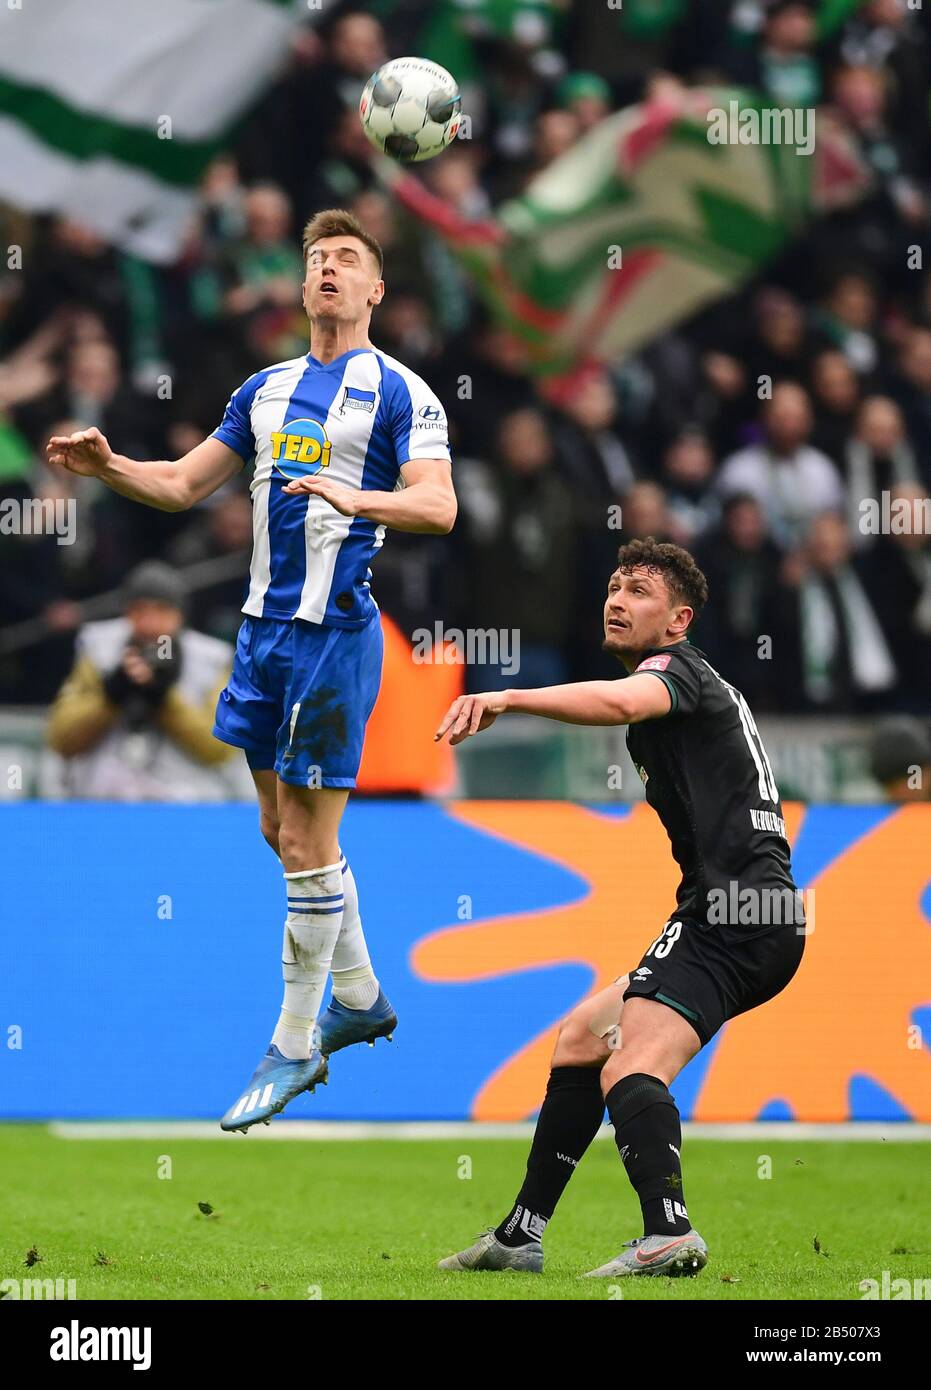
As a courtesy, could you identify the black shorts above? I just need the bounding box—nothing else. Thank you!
[621,915,806,1047]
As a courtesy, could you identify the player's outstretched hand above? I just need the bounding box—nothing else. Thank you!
[281,474,360,516]
[46,426,113,477]
[435,692,508,746]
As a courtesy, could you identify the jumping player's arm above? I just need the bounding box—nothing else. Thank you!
[45,427,243,513]
[436,674,672,746]
[283,456,455,533]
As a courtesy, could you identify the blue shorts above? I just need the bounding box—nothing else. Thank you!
[213,611,384,788]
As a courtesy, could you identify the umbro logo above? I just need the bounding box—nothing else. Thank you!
[633,967,653,980]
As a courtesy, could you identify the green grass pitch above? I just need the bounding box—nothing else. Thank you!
[1,1125,927,1300]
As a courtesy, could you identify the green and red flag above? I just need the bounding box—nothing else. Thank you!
[383,88,869,387]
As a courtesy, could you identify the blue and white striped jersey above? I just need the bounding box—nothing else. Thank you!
[212,346,451,627]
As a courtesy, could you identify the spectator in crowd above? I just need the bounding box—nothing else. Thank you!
[0,318,61,437]
[843,396,919,545]
[553,369,636,522]
[692,344,750,457]
[307,105,377,211]
[420,145,493,223]
[889,327,931,478]
[218,183,306,367]
[809,349,861,464]
[325,10,387,103]
[530,108,582,175]
[165,489,253,645]
[717,383,846,548]
[725,1,822,108]
[237,9,386,215]
[773,511,897,712]
[863,482,931,709]
[68,338,150,444]
[373,287,442,371]
[0,444,82,703]
[619,481,675,545]
[457,407,575,691]
[198,153,247,252]
[5,219,130,354]
[745,288,814,392]
[659,426,719,543]
[867,715,931,802]
[480,43,559,198]
[812,268,882,376]
[438,318,536,457]
[571,481,677,682]
[556,72,612,134]
[829,64,926,232]
[349,188,433,296]
[839,0,930,157]
[693,494,782,708]
[46,562,238,801]
[416,151,492,334]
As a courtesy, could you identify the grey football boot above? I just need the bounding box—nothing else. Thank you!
[582,1230,708,1278]
[438,1229,543,1274]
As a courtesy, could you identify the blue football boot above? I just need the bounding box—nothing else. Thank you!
[316,988,398,1057]
[220,1044,328,1133]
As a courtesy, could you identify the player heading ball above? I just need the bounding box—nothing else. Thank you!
[47,208,456,1133]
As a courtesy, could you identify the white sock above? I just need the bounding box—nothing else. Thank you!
[272,862,344,1059]
[330,852,379,1011]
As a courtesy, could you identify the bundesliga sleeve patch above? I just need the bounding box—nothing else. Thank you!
[636,655,672,673]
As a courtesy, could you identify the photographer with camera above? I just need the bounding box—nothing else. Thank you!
[46,561,238,800]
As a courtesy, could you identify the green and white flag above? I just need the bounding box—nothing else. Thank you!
[0,0,305,263]
[386,88,870,385]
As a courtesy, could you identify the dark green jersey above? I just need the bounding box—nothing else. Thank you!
[625,642,802,938]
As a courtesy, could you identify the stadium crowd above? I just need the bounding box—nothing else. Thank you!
[1,0,930,742]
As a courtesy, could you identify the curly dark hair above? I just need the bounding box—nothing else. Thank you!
[614,537,709,623]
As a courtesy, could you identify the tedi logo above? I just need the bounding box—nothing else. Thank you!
[49,1320,151,1371]
[270,418,331,480]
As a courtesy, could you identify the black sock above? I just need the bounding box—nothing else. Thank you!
[604,1073,690,1237]
[495,1065,605,1248]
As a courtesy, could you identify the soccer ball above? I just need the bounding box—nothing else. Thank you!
[359,57,461,163]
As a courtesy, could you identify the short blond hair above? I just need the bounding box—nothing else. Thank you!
[301,208,383,276]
